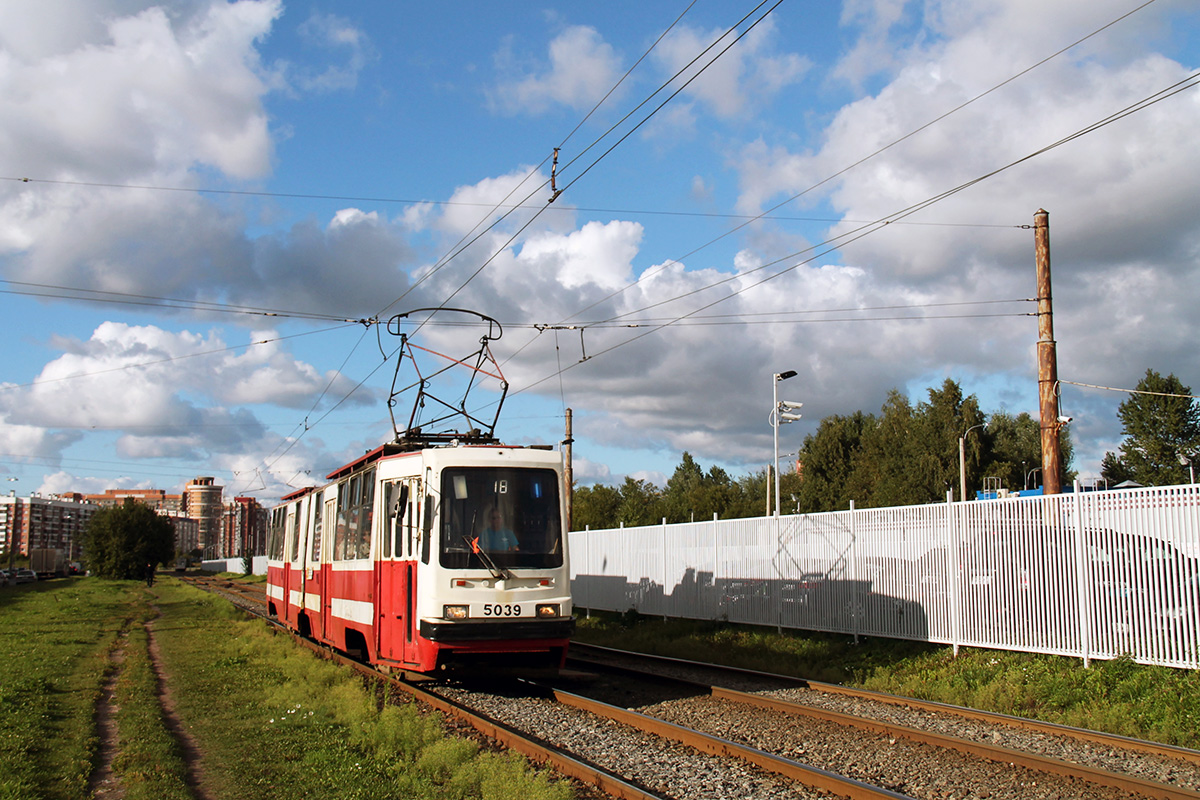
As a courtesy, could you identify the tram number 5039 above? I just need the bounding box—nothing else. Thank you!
[482,603,521,617]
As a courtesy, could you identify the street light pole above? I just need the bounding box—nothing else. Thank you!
[772,370,798,517]
[959,423,985,502]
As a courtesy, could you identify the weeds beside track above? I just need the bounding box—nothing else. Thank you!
[3,577,574,800]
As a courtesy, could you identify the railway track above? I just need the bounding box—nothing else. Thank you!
[177,572,267,610]
[563,643,1200,800]
[179,576,1200,800]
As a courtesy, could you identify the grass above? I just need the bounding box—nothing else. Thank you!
[0,578,134,800]
[110,611,193,800]
[147,579,575,799]
[573,609,1200,749]
[2,577,575,800]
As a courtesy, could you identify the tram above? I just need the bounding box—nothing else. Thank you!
[266,439,573,672]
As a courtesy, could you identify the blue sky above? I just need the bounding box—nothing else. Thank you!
[1,0,1198,503]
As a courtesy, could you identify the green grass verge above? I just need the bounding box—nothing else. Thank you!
[110,611,193,800]
[151,579,574,800]
[573,610,1200,749]
[0,578,135,800]
[2,578,576,800]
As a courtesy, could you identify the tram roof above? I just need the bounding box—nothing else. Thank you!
[279,484,320,503]
[324,432,525,481]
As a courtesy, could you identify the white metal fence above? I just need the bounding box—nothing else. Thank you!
[568,484,1200,669]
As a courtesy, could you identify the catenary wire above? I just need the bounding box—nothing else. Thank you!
[552,0,1163,330]
[0,278,371,323]
[256,0,718,480]
[507,66,1200,398]
[377,0,778,332]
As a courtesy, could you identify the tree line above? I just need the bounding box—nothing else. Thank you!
[572,371,1199,530]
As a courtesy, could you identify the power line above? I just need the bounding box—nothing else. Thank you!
[0,278,372,323]
[1060,380,1200,400]
[377,0,783,327]
[509,65,1200,397]
[553,0,1164,329]
[0,175,1017,228]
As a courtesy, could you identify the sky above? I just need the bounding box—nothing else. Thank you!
[0,0,1198,505]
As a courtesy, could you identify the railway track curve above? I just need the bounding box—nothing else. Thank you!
[178,576,1200,800]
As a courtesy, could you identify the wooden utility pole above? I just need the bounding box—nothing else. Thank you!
[563,408,573,531]
[1035,209,1063,494]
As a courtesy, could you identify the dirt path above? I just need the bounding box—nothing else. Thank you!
[143,602,215,800]
[88,592,215,800]
[88,624,131,800]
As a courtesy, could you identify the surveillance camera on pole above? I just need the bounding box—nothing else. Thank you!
[778,400,803,423]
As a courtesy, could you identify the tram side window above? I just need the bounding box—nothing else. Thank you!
[333,480,349,561]
[268,507,286,561]
[289,507,302,563]
[406,481,419,558]
[384,481,409,559]
[309,490,323,562]
[357,470,375,559]
[333,470,375,561]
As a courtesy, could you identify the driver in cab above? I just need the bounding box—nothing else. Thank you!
[480,507,518,552]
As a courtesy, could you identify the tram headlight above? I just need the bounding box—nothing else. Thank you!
[535,603,560,619]
[443,604,469,620]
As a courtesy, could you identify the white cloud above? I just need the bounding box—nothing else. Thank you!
[0,1,281,182]
[489,25,624,114]
[719,0,1200,477]
[652,18,811,120]
[516,220,643,291]
[291,11,375,92]
[0,322,360,464]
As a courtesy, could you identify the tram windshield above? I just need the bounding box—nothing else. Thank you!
[439,467,563,570]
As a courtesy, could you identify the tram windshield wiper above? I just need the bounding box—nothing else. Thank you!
[462,535,512,581]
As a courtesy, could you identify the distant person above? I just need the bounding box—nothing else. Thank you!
[480,507,518,552]
[144,562,155,587]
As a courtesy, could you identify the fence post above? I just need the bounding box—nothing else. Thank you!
[1071,481,1090,668]
[775,514,783,633]
[850,500,860,644]
[662,518,668,621]
[946,490,961,657]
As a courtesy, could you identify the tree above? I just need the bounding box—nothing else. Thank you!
[81,499,175,580]
[571,483,621,531]
[661,452,736,522]
[913,378,985,503]
[796,411,875,512]
[1102,369,1200,486]
[616,477,663,527]
[982,410,1075,492]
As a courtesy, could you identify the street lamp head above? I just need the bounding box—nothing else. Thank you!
[775,370,797,381]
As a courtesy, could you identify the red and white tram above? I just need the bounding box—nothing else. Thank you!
[265,440,574,672]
